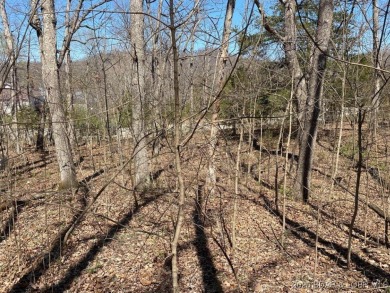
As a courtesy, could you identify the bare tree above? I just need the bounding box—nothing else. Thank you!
[30,0,78,188]
[0,0,20,153]
[207,0,235,194]
[64,0,76,147]
[255,0,334,202]
[130,0,150,189]
[295,0,334,202]
[347,108,364,268]
[372,0,380,124]
[29,0,110,188]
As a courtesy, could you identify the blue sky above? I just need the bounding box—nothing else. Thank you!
[1,0,389,61]
[0,0,272,60]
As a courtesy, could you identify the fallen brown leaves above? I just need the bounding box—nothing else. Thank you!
[0,130,389,292]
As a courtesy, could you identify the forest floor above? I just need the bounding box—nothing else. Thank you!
[0,123,390,293]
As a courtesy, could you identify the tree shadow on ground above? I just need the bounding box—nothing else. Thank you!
[0,200,26,244]
[308,202,387,247]
[150,164,173,182]
[246,156,390,282]
[0,169,102,248]
[317,138,390,192]
[251,137,299,162]
[9,193,88,293]
[257,191,390,283]
[5,154,56,179]
[313,167,390,226]
[39,191,165,293]
[80,168,105,185]
[192,184,223,293]
[241,162,276,191]
[239,188,390,288]
[222,130,299,163]
[141,240,195,293]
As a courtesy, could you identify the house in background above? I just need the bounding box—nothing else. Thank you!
[0,84,29,115]
[0,84,45,115]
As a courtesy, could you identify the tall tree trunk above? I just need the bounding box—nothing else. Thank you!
[168,1,188,291]
[27,32,45,152]
[371,0,381,132]
[294,0,334,202]
[207,0,235,194]
[36,102,47,151]
[64,50,78,147]
[64,0,77,147]
[347,108,364,268]
[130,0,150,189]
[30,0,77,189]
[149,0,163,130]
[0,0,20,153]
[282,0,308,125]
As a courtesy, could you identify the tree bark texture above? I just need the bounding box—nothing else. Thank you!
[130,0,150,189]
[169,1,187,292]
[64,0,77,147]
[207,0,235,194]
[282,0,308,124]
[347,108,364,268]
[294,0,334,202]
[30,0,77,188]
[372,0,381,129]
[0,0,20,153]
